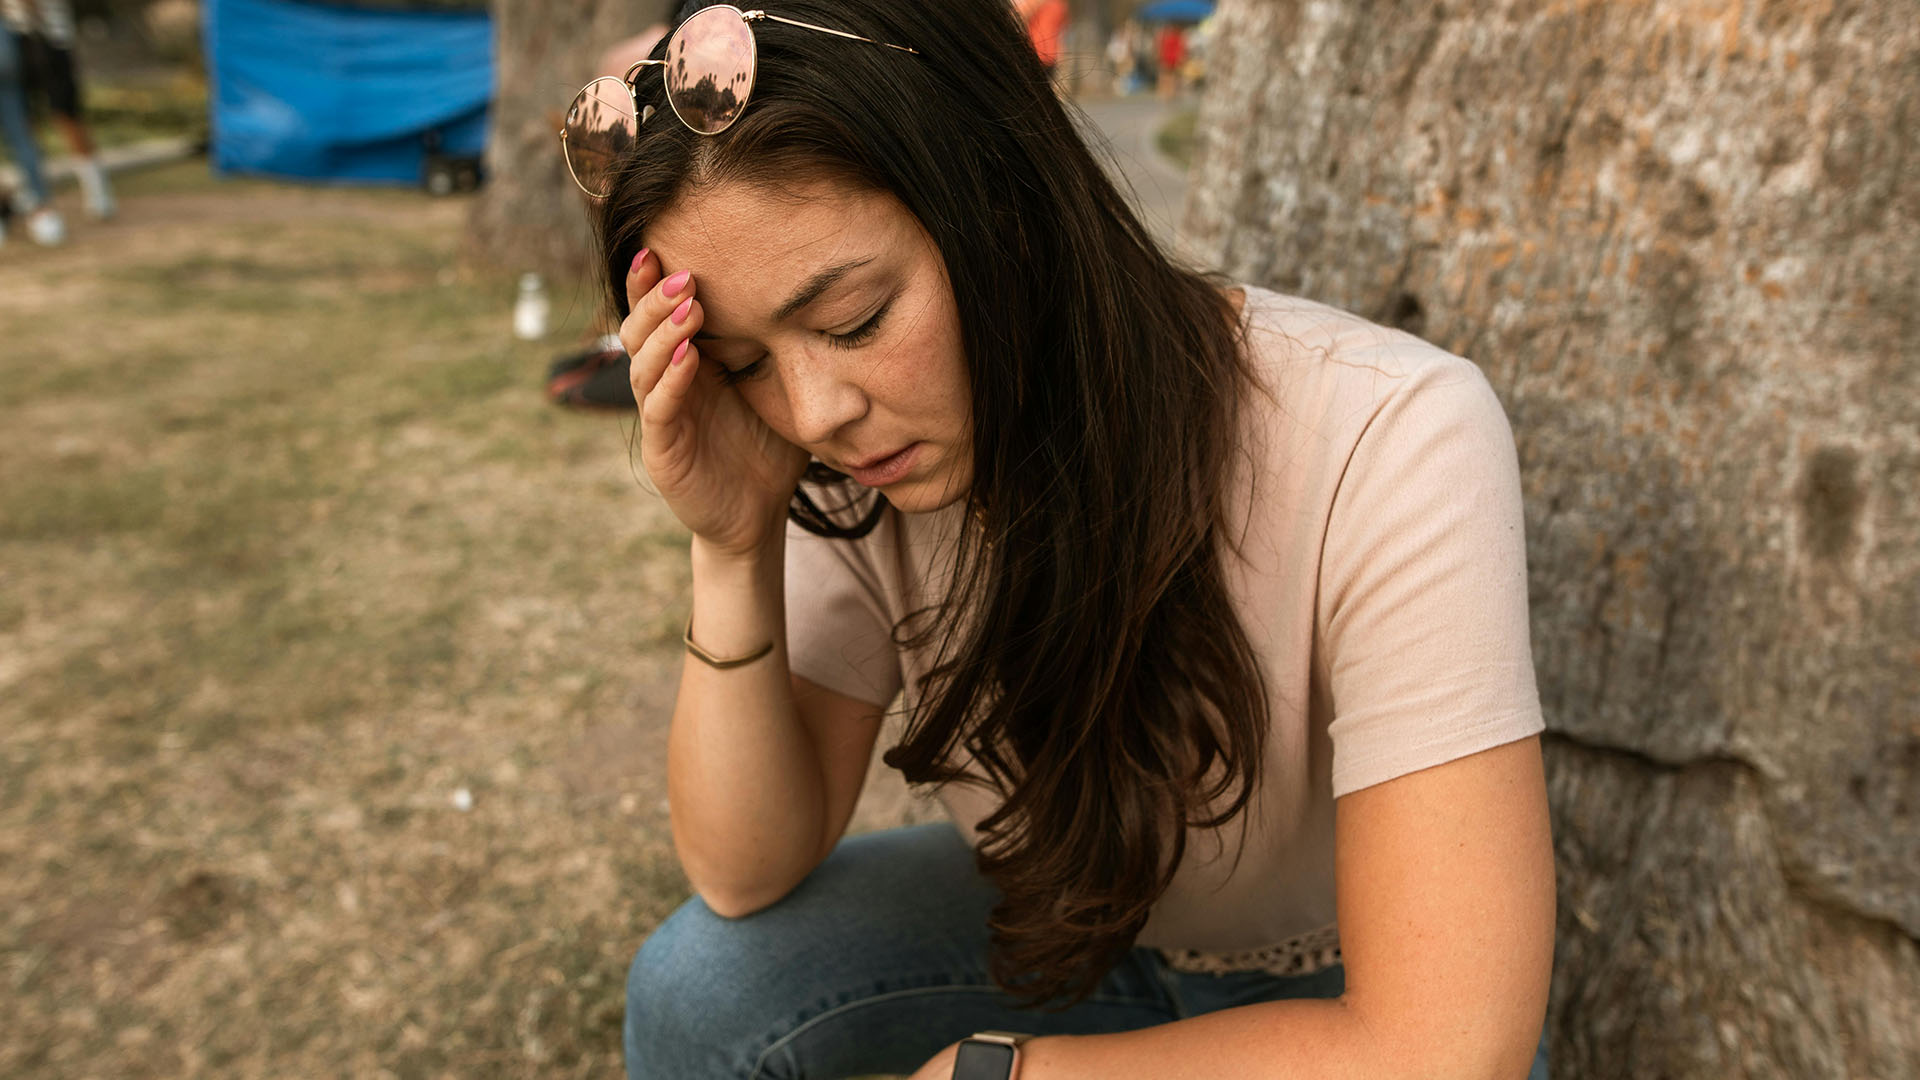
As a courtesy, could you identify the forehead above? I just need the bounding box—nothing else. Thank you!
[645,180,921,326]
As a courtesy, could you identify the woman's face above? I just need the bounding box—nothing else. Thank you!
[645,178,973,514]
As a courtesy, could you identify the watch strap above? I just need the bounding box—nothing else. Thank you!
[969,1031,1033,1047]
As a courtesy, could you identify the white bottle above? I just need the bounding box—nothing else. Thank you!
[513,272,551,340]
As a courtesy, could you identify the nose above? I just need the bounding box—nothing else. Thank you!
[782,347,870,446]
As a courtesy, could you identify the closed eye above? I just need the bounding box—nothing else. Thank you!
[714,299,895,386]
[715,354,766,387]
[827,300,892,350]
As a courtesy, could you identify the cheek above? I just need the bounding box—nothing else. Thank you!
[866,355,962,424]
[882,305,970,422]
[927,340,973,432]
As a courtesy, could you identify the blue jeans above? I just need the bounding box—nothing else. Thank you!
[0,31,49,206]
[625,822,1551,1079]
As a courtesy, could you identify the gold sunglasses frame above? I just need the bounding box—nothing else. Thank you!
[558,5,920,199]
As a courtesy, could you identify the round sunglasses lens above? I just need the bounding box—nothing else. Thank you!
[565,77,638,197]
[665,5,756,135]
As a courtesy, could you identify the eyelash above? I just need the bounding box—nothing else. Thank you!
[715,301,894,387]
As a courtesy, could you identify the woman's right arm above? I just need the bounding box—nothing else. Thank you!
[667,537,885,917]
[623,251,883,917]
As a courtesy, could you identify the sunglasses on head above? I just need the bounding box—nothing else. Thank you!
[559,4,920,199]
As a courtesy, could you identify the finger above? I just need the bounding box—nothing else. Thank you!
[630,294,704,402]
[622,246,659,312]
[618,266,697,367]
[640,338,701,430]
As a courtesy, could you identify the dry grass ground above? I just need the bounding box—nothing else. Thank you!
[0,162,934,1078]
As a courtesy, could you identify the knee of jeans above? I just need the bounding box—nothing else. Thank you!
[624,894,792,1078]
[627,897,727,1038]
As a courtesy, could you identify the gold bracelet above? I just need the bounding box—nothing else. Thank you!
[683,612,775,670]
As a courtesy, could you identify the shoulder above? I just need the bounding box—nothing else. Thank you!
[1238,284,1489,402]
[1232,283,1511,468]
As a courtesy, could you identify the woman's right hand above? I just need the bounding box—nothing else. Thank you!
[623,249,810,557]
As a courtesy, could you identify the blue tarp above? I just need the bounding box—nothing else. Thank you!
[203,0,492,183]
[1136,0,1215,23]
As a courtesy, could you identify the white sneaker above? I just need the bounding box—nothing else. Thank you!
[77,159,116,220]
[26,208,67,246]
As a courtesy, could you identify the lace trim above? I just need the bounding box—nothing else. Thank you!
[1154,923,1342,977]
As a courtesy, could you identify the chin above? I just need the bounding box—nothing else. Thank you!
[881,467,972,514]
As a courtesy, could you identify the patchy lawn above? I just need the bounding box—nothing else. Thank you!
[0,161,931,1078]
[1155,106,1199,170]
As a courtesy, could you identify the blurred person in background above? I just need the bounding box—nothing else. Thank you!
[1130,19,1157,94]
[1017,0,1067,85]
[1105,20,1136,96]
[574,1,1554,1078]
[0,18,62,246]
[4,0,115,219]
[1154,21,1185,98]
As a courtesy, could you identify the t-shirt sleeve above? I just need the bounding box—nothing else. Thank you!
[784,514,905,709]
[1319,357,1545,798]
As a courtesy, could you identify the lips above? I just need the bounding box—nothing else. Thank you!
[845,445,912,471]
[843,443,921,487]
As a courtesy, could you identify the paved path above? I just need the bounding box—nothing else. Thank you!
[9,109,1188,242]
[1072,94,1196,255]
[1,135,202,193]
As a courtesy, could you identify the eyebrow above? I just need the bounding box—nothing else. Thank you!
[771,257,875,322]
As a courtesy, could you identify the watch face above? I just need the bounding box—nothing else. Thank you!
[952,1040,1017,1080]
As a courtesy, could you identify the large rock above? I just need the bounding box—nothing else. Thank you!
[1182,2,1919,1075]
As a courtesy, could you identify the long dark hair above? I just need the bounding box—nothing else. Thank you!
[596,0,1271,1008]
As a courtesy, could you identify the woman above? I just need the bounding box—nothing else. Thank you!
[576,2,1555,1077]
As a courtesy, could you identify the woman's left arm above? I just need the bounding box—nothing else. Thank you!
[909,735,1555,1080]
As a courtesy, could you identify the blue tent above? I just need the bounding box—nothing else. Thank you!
[203,0,493,183]
[1136,0,1215,23]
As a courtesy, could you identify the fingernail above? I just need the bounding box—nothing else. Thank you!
[671,297,693,325]
[629,247,650,274]
[672,339,690,365]
[662,270,691,297]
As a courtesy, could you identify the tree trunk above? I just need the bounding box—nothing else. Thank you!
[468,0,672,287]
[1183,2,1918,1076]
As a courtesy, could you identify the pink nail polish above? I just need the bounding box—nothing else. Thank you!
[662,270,691,297]
[671,297,693,325]
[630,247,650,274]
[672,339,690,365]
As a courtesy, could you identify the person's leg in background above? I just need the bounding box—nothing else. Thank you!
[31,31,114,219]
[0,29,64,245]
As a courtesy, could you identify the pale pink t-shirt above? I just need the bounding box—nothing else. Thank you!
[784,284,1544,969]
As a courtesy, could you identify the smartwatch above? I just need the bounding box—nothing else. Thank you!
[951,1031,1034,1080]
